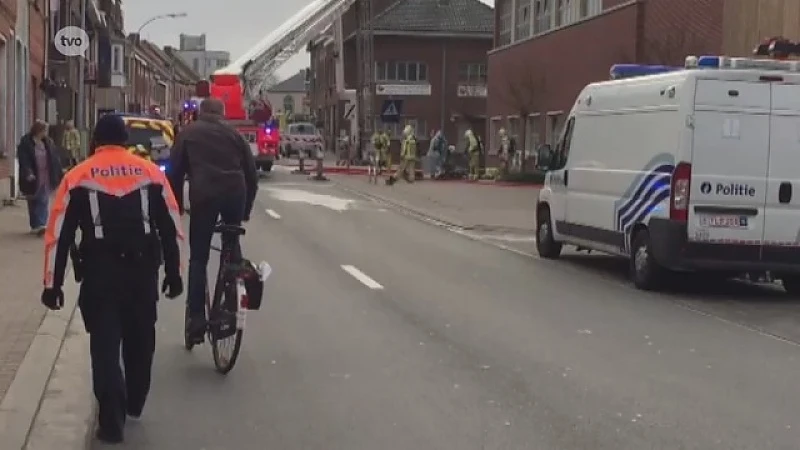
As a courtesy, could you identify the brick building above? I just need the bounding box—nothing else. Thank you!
[722,0,800,57]
[487,0,723,159]
[308,0,493,155]
[0,0,49,200]
[126,35,200,118]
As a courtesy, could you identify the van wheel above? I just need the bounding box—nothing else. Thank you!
[781,276,800,297]
[630,230,666,290]
[536,208,562,259]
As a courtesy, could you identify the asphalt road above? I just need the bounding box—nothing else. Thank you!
[94,171,800,450]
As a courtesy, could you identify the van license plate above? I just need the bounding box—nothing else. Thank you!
[699,215,747,228]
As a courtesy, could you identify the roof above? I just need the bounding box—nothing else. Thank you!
[269,70,307,93]
[372,0,493,35]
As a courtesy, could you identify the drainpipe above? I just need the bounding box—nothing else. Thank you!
[76,0,86,155]
[440,40,446,134]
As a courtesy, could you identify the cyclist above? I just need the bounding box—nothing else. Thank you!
[168,98,258,345]
[42,114,183,443]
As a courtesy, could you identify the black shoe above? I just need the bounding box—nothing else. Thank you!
[96,427,124,444]
[186,316,206,344]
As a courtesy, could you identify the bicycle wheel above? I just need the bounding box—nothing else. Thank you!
[210,275,244,374]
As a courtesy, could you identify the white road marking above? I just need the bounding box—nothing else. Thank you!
[265,209,281,219]
[341,265,383,289]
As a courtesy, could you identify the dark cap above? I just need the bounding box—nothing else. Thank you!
[92,114,128,147]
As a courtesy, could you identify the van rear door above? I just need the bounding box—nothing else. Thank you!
[688,80,769,255]
[762,83,800,261]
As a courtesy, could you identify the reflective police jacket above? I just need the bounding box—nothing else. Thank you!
[43,145,184,289]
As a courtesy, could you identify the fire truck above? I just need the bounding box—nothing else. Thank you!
[208,0,366,158]
[195,79,279,172]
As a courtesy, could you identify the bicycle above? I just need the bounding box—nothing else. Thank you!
[184,222,271,374]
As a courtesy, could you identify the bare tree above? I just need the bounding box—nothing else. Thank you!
[497,62,546,172]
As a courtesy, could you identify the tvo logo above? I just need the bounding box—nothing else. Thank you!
[54,26,89,57]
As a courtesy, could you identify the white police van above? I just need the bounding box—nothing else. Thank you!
[536,53,800,293]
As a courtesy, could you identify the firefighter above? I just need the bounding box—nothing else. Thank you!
[370,128,390,182]
[41,114,184,444]
[378,128,391,174]
[386,124,417,185]
[466,129,480,180]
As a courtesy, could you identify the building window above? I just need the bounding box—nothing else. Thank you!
[580,0,601,17]
[534,0,551,34]
[489,117,502,153]
[192,58,199,72]
[375,61,428,82]
[556,0,576,27]
[217,59,226,68]
[380,118,427,139]
[458,63,487,83]
[547,113,563,145]
[498,0,512,45]
[526,114,541,155]
[514,0,530,40]
[283,95,295,114]
[111,44,124,73]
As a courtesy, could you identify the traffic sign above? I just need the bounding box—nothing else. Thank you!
[380,99,402,122]
[343,102,355,120]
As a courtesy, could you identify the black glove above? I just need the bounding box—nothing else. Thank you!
[161,273,183,299]
[41,287,64,310]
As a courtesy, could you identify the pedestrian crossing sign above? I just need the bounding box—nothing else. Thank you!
[380,100,402,122]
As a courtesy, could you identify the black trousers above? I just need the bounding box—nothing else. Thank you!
[187,196,245,317]
[79,260,159,436]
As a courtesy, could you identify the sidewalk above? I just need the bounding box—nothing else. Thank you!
[329,174,538,233]
[0,204,48,403]
[0,202,93,449]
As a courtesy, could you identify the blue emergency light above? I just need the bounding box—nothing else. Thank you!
[609,64,681,80]
[695,55,721,68]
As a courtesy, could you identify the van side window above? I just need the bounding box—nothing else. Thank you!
[552,117,575,169]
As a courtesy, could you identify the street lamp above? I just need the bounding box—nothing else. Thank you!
[128,12,187,112]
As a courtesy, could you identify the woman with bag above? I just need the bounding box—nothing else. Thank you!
[17,120,63,235]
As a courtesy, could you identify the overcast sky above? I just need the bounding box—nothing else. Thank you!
[122,0,494,82]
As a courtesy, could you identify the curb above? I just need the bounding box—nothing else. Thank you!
[24,311,94,450]
[334,182,540,259]
[334,182,536,234]
[334,183,471,231]
[0,274,94,450]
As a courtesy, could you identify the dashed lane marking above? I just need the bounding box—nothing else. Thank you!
[341,265,384,289]
[265,209,281,219]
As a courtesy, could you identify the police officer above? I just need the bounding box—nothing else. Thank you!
[40,114,184,444]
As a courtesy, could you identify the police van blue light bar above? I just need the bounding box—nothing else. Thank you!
[609,64,682,80]
[686,54,800,72]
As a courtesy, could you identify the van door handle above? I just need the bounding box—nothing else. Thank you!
[779,182,792,203]
[563,170,568,186]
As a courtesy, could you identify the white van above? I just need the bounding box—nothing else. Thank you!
[536,56,800,293]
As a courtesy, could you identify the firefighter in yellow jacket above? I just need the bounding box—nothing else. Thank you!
[387,125,416,185]
[466,129,480,180]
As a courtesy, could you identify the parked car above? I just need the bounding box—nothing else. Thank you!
[280,122,322,158]
[121,114,174,172]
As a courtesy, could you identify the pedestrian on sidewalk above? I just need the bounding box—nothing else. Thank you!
[17,120,63,235]
[386,124,417,185]
[62,119,81,166]
[41,114,184,444]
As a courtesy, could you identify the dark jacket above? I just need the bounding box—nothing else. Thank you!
[17,134,63,196]
[168,113,258,217]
